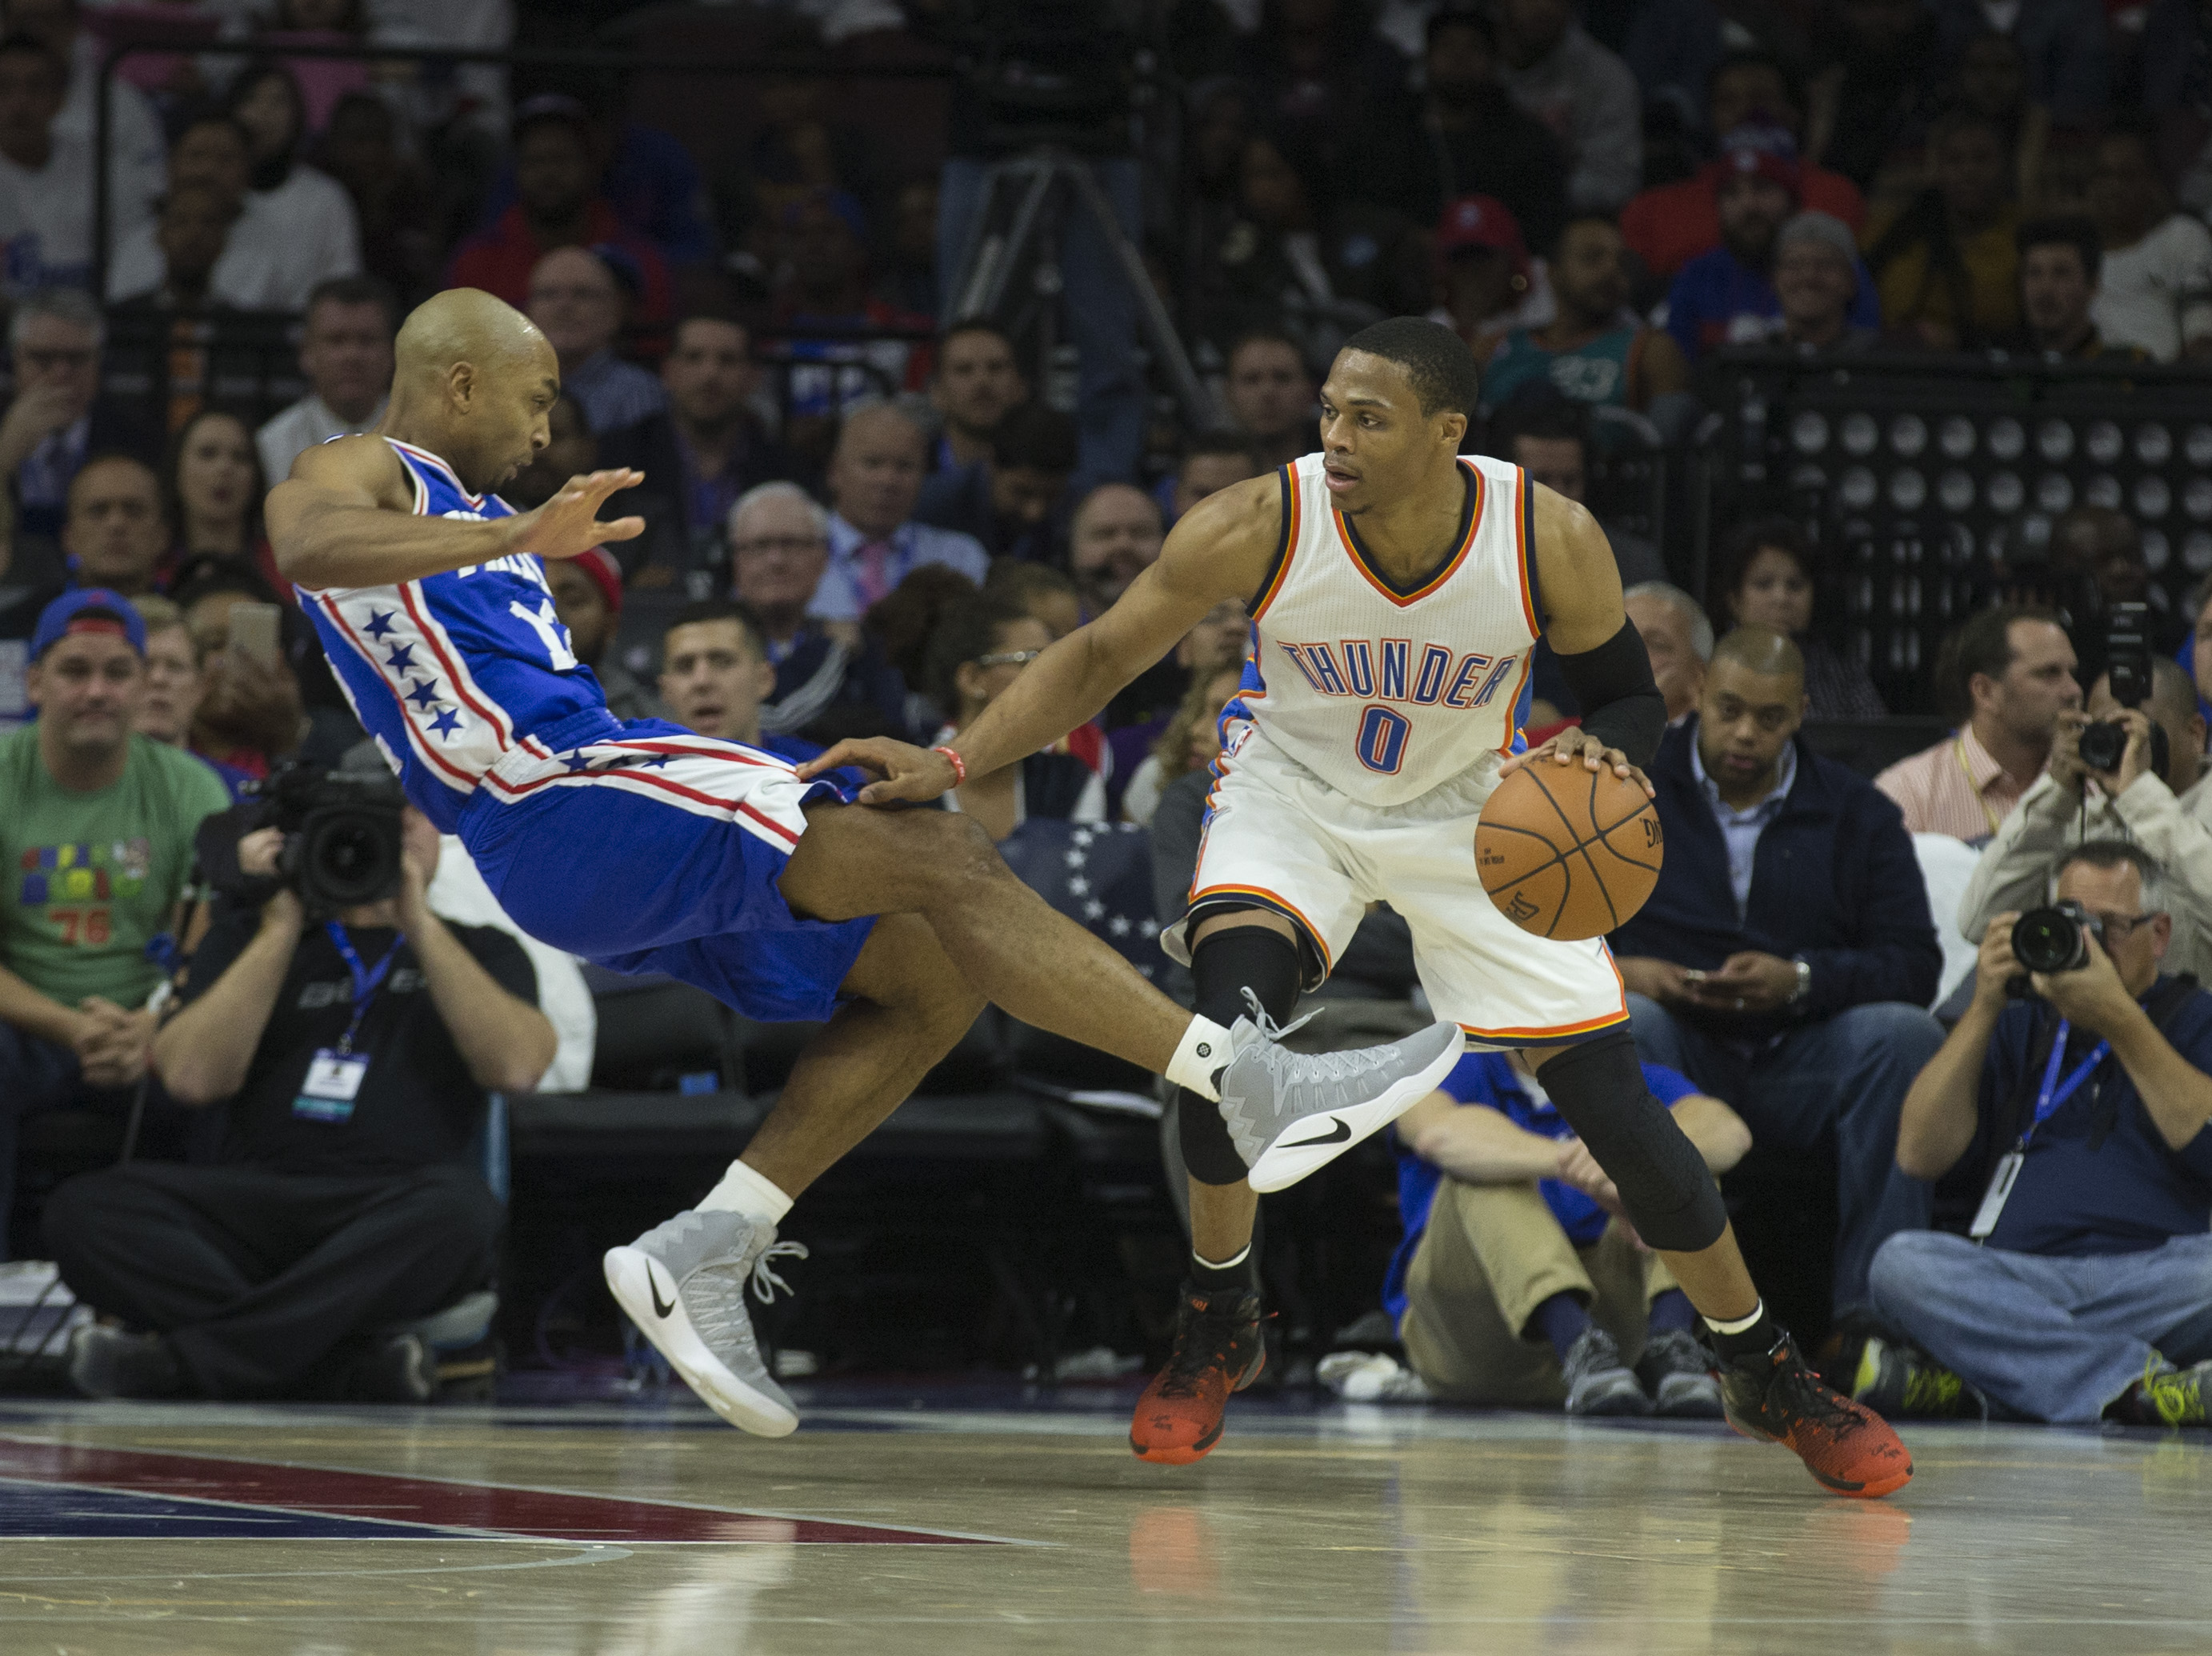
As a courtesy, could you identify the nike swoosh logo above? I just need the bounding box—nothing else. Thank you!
[1282,1118,1351,1149]
[647,1265,676,1320]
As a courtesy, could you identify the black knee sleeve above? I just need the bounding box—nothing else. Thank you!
[1178,922,1303,1185]
[1537,1030,1727,1253]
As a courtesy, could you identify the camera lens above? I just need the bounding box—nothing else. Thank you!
[302,811,402,909]
[2078,719,2128,773]
[2012,906,2087,974]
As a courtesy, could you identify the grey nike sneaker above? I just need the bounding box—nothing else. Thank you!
[1562,1325,1653,1418]
[1218,994,1465,1193]
[604,1210,808,1436]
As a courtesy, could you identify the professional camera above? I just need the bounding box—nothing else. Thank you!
[2011,899,2103,976]
[2078,602,2169,779]
[941,0,1138,154]
[250,760,406,913]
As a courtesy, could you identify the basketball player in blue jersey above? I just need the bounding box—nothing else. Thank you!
[810,318,1914,1495]
[264,288,1464,1438]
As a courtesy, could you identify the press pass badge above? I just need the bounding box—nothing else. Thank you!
[294,1050,370,1122]
[1969,1148,2024,1240]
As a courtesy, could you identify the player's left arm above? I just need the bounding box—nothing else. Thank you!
[1498,485,1664,799]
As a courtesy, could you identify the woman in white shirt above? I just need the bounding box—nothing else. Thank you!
[223,60,361,307]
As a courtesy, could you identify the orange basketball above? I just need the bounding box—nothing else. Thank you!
[1474,761,1663,941]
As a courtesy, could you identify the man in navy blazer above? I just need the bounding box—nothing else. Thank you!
[1610,626,1946,1318]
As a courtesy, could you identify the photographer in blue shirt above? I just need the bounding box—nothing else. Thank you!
[1867,841,2212,1426]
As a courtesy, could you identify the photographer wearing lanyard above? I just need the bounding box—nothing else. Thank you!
[42,795,554,1402]
[1866,841,2212,1426]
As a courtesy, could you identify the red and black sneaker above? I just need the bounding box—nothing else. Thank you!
[1130,1284,1266,1466]
[1720,1331,1914,1499]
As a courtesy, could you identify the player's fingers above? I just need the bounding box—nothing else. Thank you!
[592,515,646,541]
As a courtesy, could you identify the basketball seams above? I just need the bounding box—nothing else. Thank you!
[1474,763,1661,938]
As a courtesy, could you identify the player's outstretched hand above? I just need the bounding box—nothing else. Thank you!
[511,470,646,560]
[1498,727,1654,799]
[798,737,961,806]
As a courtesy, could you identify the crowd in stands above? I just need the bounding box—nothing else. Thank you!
[4,0,2212,1426]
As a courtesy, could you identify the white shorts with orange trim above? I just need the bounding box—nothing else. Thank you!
[1162,726,1627,1050]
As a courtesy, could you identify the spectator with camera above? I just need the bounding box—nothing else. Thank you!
[1869,843,2212,1426]
[1877,606,2082,842]
[1612,626,1946,1319]
[1959,656,2212,980]
[46,774,554,1401]
[0,590,229,1250]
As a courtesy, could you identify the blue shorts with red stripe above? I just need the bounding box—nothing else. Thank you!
[458,712,876,1023]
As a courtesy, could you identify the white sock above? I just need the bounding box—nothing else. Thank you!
[1194,1244,1250,1271]
[1703,1299,1766,1336]
[698,1159,793,1225]
[1164,1016,1235,1102]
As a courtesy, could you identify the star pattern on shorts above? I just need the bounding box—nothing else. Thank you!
[1068,875,1090,896]
[384,643,417,674]
[427,707,462,740]
[404,678,442,710]
[642,754,674,769]
[363,610,397,640]
[562,751,594,773]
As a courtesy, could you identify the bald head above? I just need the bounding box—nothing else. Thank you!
[826,403,926,538]
[1711,623,1805,685]
[395,288,549,382]
[387,289,559,497]
[1697,625,1808,800]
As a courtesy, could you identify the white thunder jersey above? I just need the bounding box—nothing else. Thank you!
[1182,449,1624,1046]
[1236,450,1538,806]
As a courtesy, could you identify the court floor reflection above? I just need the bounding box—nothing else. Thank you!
[0,1390,2201,1654]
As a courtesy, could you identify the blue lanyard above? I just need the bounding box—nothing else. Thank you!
[323,922,404,1055]
[2025,1018,2110,1144]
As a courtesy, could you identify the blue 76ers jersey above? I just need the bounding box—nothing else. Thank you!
[300,438,608,831]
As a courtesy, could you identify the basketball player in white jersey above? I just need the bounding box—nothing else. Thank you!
[809,319,1912,1495]
[264,290,1463,1441]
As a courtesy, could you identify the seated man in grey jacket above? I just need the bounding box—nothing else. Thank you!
[1958,658,2212,980]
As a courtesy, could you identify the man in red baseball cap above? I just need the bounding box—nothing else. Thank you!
[1662,126,1882,362]
[542,546,669,723]
[1434,194,1540,354]
[1621,53,1866,283]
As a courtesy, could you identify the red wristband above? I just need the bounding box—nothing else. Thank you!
[932,745,967,785]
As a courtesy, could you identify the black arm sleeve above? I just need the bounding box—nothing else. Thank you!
[1555,619,1667,769]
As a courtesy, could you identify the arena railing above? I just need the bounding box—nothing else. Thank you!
[1693,346,2212,713]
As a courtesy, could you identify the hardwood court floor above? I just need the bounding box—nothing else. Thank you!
[0,1381,2201,1654]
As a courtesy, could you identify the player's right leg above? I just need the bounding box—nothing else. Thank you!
[606,913,984,1435]
[776,802,1463,1154]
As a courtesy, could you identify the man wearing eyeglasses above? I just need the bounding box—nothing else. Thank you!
[0,290,157,547]
[727,480,910,743]
[0,590,230,1252]
[1872,841,2212,1428]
